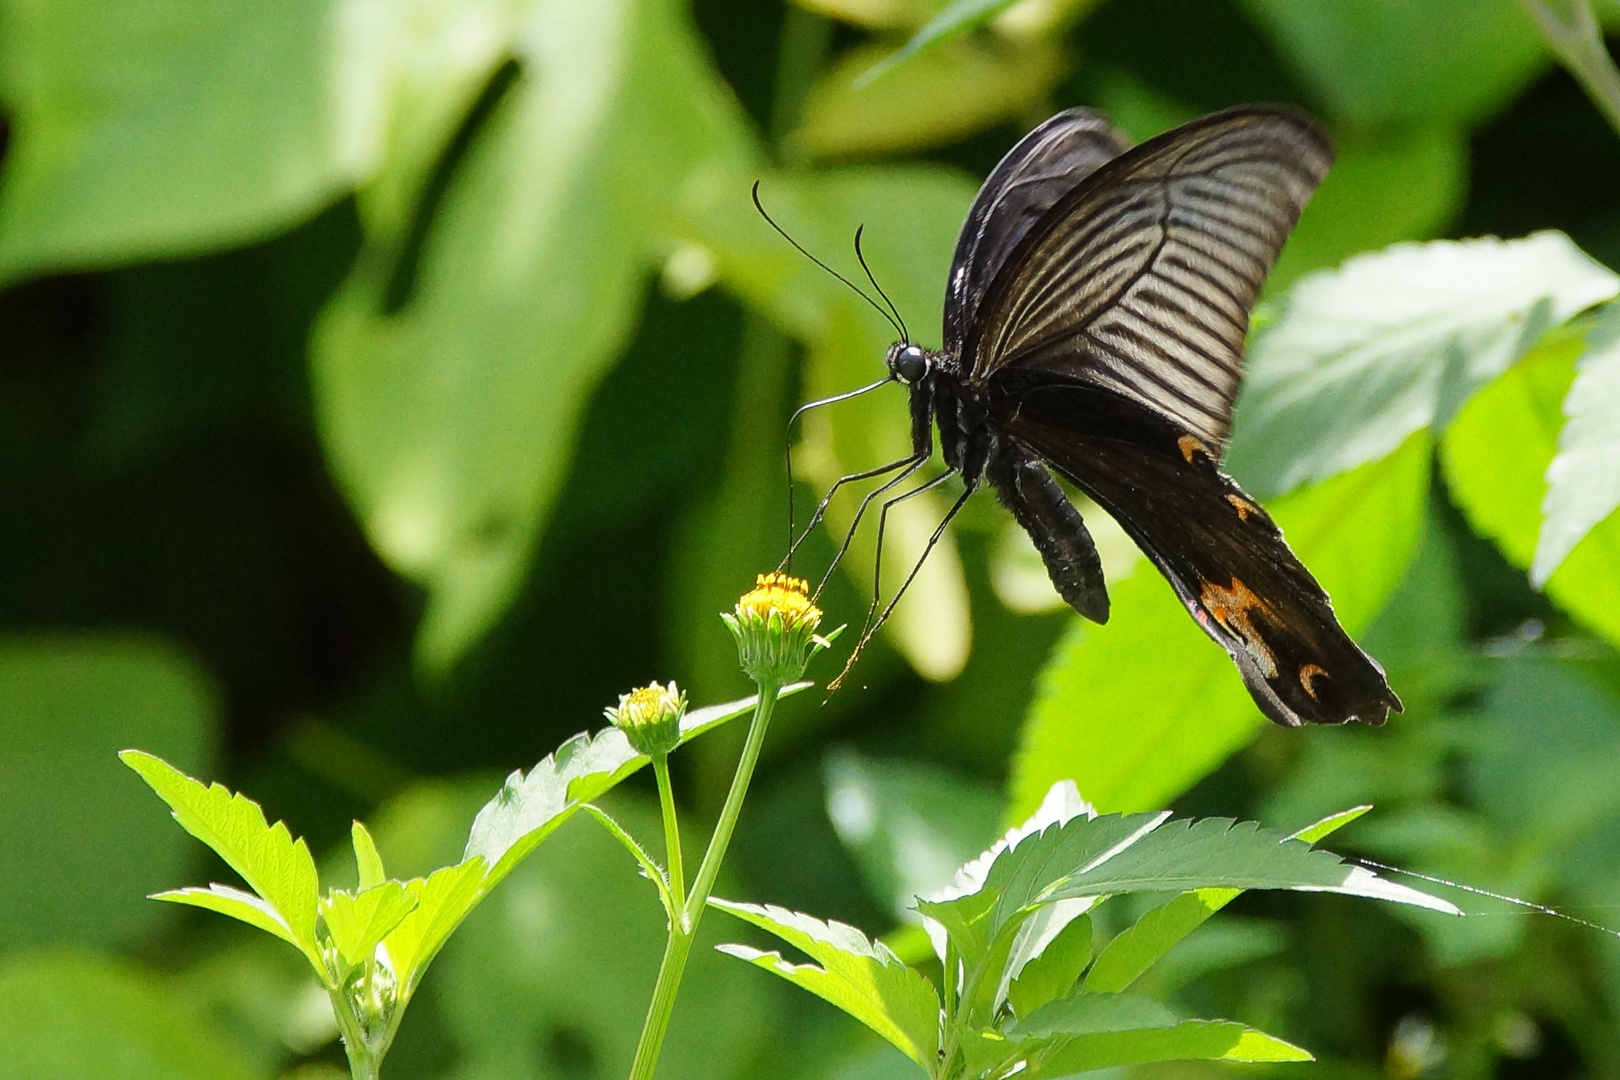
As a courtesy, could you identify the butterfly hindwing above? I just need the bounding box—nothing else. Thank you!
[968,107,1333,450]
[996,375,1399,726]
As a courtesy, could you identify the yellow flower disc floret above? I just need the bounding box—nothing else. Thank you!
[606,680,687,758]
[722,573,828,684]
[735,572,822,628]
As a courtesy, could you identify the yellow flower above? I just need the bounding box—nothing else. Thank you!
[736,572,822,626]
[722,573,828,684]
[606,681,687,758]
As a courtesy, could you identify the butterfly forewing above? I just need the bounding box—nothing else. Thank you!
[966,107,1333,450]
[944,108,1131,360]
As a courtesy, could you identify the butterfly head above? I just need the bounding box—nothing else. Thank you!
[886,342,930,385]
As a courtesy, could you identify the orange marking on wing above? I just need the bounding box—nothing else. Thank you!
[1298,663,1329,701]
[1198,577,1279,678]
[1178,434,1212,464]
[1225,493,1256,520]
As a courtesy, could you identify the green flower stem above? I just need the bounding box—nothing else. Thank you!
[682,679,777,924]
[629,678,782,1080]
[654,756,686,916]
[331,988,381,1080]
[583,804,674,916]
[628,919,695,1080]
[938,938,960,1080]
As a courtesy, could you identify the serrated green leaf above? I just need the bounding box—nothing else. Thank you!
[711,899,941,1069]
[1011,436,1428,818]
[1030,1018,1312,1076]
[1007,914,1092,1018]
[1038,816,1458,914]
[1228,232,1618,499]
[977,811,1170,940]
[915,888,999,973]
[916,782,1101,978]
[923,812,1167,1025]
[382,858,487,996]
[962,911,1025,1028]
[1083,806,1371,993]
[992,897,1099,1017]
[1293,804,1373,845]
[321,882,418,970]
[1534,303,1620,585]
[152,885,305,953]
[1442,328,1620,650]
[119,751,322,972]
[1085,890,1237,995]
[351,821,386,892]
[959,1027,1029,1079]
[464,688,799,886]
[983,994,1310,1077]
[1009,991,1177,1040]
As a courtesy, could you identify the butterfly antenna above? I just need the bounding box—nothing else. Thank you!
[854,224,909,344]
[780,380,901,572]
[751,181,906,341]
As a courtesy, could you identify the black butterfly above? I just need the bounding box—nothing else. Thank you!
[808,105,1400,727]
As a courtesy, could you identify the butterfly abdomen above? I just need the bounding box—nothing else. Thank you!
[987,446,1110,624]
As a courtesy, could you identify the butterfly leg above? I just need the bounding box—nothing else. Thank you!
[783,452,925,574]
[813,454,931,599]
[828,472,971,689]
[986,447,1110,624]
[783,376,899,567]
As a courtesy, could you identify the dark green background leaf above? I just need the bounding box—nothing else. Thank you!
[0,637,216,949]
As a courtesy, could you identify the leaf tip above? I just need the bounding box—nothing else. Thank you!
[713,942,765,961]
[119,747,158,771]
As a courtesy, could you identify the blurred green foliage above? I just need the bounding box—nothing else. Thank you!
[5,0,1620,1078]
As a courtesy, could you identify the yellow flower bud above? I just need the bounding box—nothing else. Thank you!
[606,681,687,758]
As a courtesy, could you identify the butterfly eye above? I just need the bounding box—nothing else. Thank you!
[890,344,929,384]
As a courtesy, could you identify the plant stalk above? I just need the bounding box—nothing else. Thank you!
[654,756,686,921]
[628,679,782,1080]
[628,925,696,1080]
[331,988,382,1080]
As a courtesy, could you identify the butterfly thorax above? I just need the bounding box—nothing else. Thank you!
[890,342,993,482]
[927,360,998,484]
